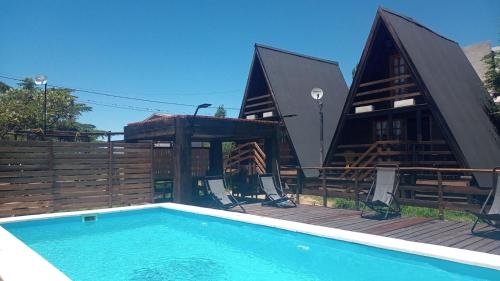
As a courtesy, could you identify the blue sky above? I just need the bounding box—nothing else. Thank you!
[1,0,499,133]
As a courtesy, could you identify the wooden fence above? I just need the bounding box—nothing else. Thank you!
[0,140,153,217]
[293,166,496,219]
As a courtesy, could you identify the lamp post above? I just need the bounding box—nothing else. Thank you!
[34,75,48,134]
[311,87,327,206]
[311,88,324,162]
[194,103,212,116]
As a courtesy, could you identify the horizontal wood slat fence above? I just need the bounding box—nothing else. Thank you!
[0,141,153,217]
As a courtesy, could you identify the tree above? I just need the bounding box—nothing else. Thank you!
[481,51,500,132]
[0,78,98,139]
[214,105,226,118]
[18,77,36,90]
[0,81,11,93]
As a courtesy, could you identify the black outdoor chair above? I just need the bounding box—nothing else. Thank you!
[469,168,500,233]
[205,176,246,213]
[258,173,296,208]
[361,164,401,219]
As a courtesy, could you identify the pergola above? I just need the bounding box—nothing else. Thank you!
[124,115,280,203]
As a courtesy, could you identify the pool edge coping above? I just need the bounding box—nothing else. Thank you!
[0,203,499,281]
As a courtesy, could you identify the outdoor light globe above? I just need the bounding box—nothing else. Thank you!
[34,75,48,85]
[311,88,324,100]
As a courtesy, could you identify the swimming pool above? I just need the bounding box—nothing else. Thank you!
[0,204,499,281]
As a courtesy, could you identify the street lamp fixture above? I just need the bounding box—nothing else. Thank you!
[35,75,48,134]
[194,103,212,116]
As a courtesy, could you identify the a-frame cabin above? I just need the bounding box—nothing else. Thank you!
[235,44,349,179]
[325,8,500,187]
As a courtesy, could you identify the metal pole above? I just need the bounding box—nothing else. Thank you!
[320,101,327,207]
[320,101,324,162]
[43,83,47,134]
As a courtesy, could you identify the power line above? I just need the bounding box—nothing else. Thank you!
[0,74,240,110]
[82,99,166,113]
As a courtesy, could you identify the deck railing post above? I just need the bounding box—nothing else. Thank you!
[295,168,301,204]
[354,176,360,210]
[437,170,444,220]
[322,168,327,207]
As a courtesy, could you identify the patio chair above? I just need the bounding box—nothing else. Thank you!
[361,164,401,219]
[258,173,296,208]
[205,176,246,213]
[470,168,500,233]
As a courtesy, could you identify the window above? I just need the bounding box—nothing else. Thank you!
[390,54,408,96]
[393,119,403,140]
[374,119,405,141]
[375,120,389,141]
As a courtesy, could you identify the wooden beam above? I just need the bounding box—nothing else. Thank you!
[352,92,421,106]
[264,134,280,175]
[247,94,272,102]
[243,107,276,116]
[208,140,223,176]
[173,118,192,203]
[245,100,274,109]
[356,83,415,97]
[345,103,428,119]
[359,74,411,87]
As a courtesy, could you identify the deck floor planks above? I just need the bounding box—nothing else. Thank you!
[382,220,442,237]
[242,204,499,255]
[413,222,470,243]
[353,217,428,233]
[364,217,432,236]
[393,221,465,241]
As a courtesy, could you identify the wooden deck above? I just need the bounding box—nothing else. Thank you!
[242,203,500,255]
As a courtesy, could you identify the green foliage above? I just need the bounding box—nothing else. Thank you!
[0,78,97,139]
[223,142,235,159]
[214,104,226,118]
[481,50,500,132]
[482,50,500,93]
[351,64,358,80]
[303,196,475,222]
[18,77,36,90]
[0,81,11,93]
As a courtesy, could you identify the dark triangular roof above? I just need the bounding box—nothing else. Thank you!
[329,8,500,187]
[240,44,349,176]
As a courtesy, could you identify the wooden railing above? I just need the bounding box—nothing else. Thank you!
[332,140,455,172]
[296,166,497,219]
[225,142,266,175]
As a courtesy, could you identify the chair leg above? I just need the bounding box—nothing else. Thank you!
[471,217,480,233]
[239,204,246,213]
[384,207,390,220]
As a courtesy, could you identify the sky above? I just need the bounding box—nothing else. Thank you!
[1,0,499,133]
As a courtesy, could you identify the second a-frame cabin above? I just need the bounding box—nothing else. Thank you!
[325,8,500,187]
[235,44,348,178]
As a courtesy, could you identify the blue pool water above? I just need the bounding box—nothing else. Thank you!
[2,208,499,281]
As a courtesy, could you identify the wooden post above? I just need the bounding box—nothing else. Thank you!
[48,141,56,212]
[209,140,223,176]
[173,118,192,204]
[322,168,327,207]
[108,138,113,207]
[295,170,302,204]
[354,176,360,210]
[264,136,279,176]
[416,110,422,142]
[150,141,155,203]
[437,170,444,220]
